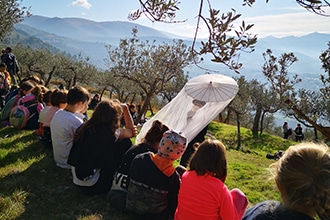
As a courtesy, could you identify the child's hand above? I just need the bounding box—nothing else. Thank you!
[121,103,128,109]
[132,125,138,137]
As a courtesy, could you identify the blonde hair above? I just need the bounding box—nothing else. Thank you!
[271,142,330,220]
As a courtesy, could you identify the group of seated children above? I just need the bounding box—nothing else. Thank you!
[3,79,329,220]
[1,77,46,129]
[38,85,329,220]
[0,63,11,108]
[53,90,249,220]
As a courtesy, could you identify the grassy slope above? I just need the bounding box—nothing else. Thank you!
[0,121,295,220]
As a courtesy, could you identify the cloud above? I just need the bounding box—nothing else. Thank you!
[245,12,330,37]
[71,0,92,9]
[137,10,330,39]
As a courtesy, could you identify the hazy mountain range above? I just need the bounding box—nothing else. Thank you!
[10,15,330,90]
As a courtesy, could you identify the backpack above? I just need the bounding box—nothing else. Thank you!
[1,95,19,121]
[287,128,292,136]
[9,99,37,129]
[4,88,19,104]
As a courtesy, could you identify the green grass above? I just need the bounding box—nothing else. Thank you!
[0,121,295,219]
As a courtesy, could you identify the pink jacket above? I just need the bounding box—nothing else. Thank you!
[175,171,245,220]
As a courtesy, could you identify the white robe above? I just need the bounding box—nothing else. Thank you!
[136,74,239,144]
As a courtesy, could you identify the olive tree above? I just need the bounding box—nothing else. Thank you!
[0,0,30,40]
[15,45,97,88]
[249,79,282,137]
[263,46,330,140]
[227,76,251,150]
[106,28,194,122]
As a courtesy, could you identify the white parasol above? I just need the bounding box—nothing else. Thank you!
[184,74,238,102]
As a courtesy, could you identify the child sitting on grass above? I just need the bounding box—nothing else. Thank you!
[39,89,67,147]
[126,129,187,220]
[175,139,248,220]
[18,83,44,130]
[50,86,89,169]
[108,119,169,211]
[68,100,136,195]
[36,89,52,135]
[243,142,330,220]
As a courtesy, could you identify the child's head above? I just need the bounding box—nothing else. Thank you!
[42,90,53,106]
[66,86,90,106]
[91,99,122,130]
[79,99,123,136]
[20,81,35,95]
[189,139,227,182]
[157,130,187,161]
[21,75,44,86]
[142,120,169,150]
[129,104,136,113]
[93,93,100,100]
[50,89,67,108]
[192,99,206,107]
[272,142,330,220]
[31,85,43,102]
[0,63,6,71]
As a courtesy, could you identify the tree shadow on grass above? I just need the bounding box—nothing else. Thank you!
[0,137,45,168]
[0,128,38,151]
[0,131,131,219]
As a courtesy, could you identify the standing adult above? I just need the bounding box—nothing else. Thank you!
[294,123,304,142]
[1,47,19,85]
[282,122,289,139]
[129,104,138,125]
[180,125,208,167]
[88,93,100,110]
[1,48,6,61]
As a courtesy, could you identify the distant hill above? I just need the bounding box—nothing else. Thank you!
[20,15,173,42]
[2,27,60,54]
[11,15,330,90]
[14,23,111,66]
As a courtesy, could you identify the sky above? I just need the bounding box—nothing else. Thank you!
[22,0,330,38]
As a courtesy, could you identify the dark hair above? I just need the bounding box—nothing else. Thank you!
[142,120,169,149]
[189,139,227,182]
[66,86,90,105]
[42,90,53,104]
[5,47,12,53]
[76,100,122,142]
[20,75,44,86]
[19,81,35,92]
[50,89,67,106]
[30,85,43,103]
[0,63,6,68]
